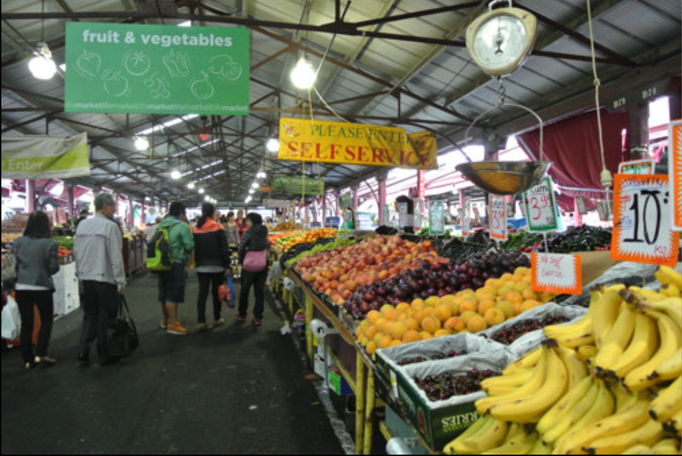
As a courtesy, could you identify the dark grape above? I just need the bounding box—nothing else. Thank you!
[491,315,570,345]
[414,369,501,402]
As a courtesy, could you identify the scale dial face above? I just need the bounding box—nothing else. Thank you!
[466,8,537,77]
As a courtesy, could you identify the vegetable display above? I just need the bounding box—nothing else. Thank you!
[284,237,356,269]
[499,231,544,253]
[537,225,612,253]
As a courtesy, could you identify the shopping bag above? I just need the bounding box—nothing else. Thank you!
[107,296,139,358]
[2,252,18,284]
[1,295,21,340]
[243,250,267,272]
[227,275,236,308]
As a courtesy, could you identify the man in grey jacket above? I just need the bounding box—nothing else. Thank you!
[74,193,126,365]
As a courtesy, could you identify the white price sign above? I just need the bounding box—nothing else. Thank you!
[618,158,656,175]
[461,197,471,236]
[382,204,391,226]
[489,194,507,240]
[612,174,680,266]
[523,177,559,232]
[398,203,408,230]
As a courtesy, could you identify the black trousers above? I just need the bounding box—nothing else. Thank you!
[78,281,119,362]
[238,270,267,320]
[196,272,224,323]
[15,290,54,364]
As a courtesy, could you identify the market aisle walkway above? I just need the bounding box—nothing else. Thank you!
[2,272,346,455]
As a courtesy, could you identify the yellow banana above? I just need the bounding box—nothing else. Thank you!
[528,437,553,454]
[650,347,682,382]
[553,389,649,454]
[477,346,549,415]
[585,417,664,454]
[487,344,568,423]
[443,415,495,454]
[638,297,682,333]
[556,344,589,390]
[503,346,542,376]
[625,311,682,391]
[594,303,637,375]
[593,288,625,350]
[621,443,652,454]
[661,284,681,299]
[541,376,599,445]
[656,266,682,290]
[543,302,595,349]
[649,376,682,424]
[609,312,660,379]
[537,375,593,435]
[663,410,681,437]
[575,344,598,361]
[552,378,616,452]
[482,431,539,454]
[444,416,509,454]
[501,422,528,444]
[652,438,681,454]
[482,369,534,395]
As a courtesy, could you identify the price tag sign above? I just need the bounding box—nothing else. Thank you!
[461,197,471,236]
[398,203,408,230]
[523,177,559,232]
[669,120,682,231]
[618,158,656,175]
[531,253,582,295]
[382,204,391,226]
[611,174,680,266]
[429,201,445,236]
[576,196,588,215]
[489,194,507,240]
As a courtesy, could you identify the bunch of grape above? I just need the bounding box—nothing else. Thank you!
[488,315,571,345]
[397,350,467,366]
[414,369,499,402]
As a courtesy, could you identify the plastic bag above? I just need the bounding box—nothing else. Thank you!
[2,295,21,340]
[226,275,236,308]
[2,252,18,283]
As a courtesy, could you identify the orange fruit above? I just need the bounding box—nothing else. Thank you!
[440,295,457,306]
[460,300,478,314]
[390,322,409,341]
[520,299,542,314]
[467,315,488,333]
[425,296,441,307]
[414,309,429,324]
[505,290,524,305]
[419,331,434,341]
[478,299,496,316]
[402,330,421,344]
[421,316,442,334]
[495,300,514,319]
[366,310,381,325]
[434,304,453,322]
[515,267,530,275]
[485,278,500,288]
[522,289,540,301]
[434,329,451,338]
[449,302,460,316]
[373,332,385,348]
[411,298,425,309]
[513,281,530,293]
[366,341,377,355]
[396,303,411,313]
[381,306,397,321]
[460,311,479,325]
[404,318,420,331]
[484,308,506,326]
[383,320,395,335]
[365,325,379,341]
[444,316,461,332]
[512,273,524,282]
[501,273,514,281]
[390,340,403,348]
[380,334,394,349]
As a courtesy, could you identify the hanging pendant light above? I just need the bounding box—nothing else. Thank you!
[134,136,149,151]
[187,182,195,190]
[171,169,181,180]
[266,138,280,153]
[28,42,57,80]
[290,56,317,90]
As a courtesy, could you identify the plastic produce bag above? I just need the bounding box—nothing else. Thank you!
[2,295,21,340]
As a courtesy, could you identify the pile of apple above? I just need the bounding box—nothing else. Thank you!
[296,234,448,306]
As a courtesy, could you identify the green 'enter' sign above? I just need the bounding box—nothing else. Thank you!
[65,22,249,115]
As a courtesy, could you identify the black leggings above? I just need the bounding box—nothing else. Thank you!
[197,272,224,323]
[15,290,54,364]
[238,270,267,320]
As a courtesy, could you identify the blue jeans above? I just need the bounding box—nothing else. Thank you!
[157,263,186,304]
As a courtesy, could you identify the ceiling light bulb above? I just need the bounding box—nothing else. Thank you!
[257,170,267,179]
[198,188,205,194]
[171,170,181,180]
[266,138,279,153]
[187,182,195,190]
[249,189,255,194]
[28,43,56,80]
[205,195,211,201]
[134,136,149,151]
[290,57,317,90]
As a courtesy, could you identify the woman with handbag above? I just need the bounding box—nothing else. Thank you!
[193,203,231,331]
[12,211,60,369]
[223,211,241,279]
[237,212,269,326]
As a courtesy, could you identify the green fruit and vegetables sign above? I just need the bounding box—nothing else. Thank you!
[65,22,249,115]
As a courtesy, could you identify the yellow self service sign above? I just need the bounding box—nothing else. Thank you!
[1,133,91,179]
[277,118,438,170]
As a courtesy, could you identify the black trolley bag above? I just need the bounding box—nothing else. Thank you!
[107,295,139,358]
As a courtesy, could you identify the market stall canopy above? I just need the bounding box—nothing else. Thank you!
[1,0,680,205]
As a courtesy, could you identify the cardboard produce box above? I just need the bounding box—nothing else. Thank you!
[396,351,515,451]
[572,250,619,285]
[375,333,508,398]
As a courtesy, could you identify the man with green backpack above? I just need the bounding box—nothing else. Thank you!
[148,202,194,335]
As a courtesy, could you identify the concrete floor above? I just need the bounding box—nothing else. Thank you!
[1,272,347,455]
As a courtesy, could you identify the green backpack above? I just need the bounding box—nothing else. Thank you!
[146,225,174,272]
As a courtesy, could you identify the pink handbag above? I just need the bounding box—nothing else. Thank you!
[243,250,267,272]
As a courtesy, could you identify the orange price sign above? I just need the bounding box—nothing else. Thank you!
[669,120,681,231]
[531,253,582,295]
[489,194,507,240]
[611,174,680,266]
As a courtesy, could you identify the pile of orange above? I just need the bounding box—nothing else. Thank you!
[355,267,557,356]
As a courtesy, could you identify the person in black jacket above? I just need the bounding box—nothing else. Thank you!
[192,203,231,331]
[237,212,269,326]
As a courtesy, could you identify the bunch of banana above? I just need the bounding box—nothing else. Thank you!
[475,341,571,424]
[656,265,682,298]
[622,439,682,454]
[442,415,508,454]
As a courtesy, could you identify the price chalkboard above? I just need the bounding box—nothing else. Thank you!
[669,120,682,231]
[611,174,680,266]
[429,201,445,236]
[523,177,559,232]
[489,194,507,240]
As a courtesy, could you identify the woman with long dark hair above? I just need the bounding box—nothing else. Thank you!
[192,203,231,331]
[12,211,60,369]
[236,212,269,325]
